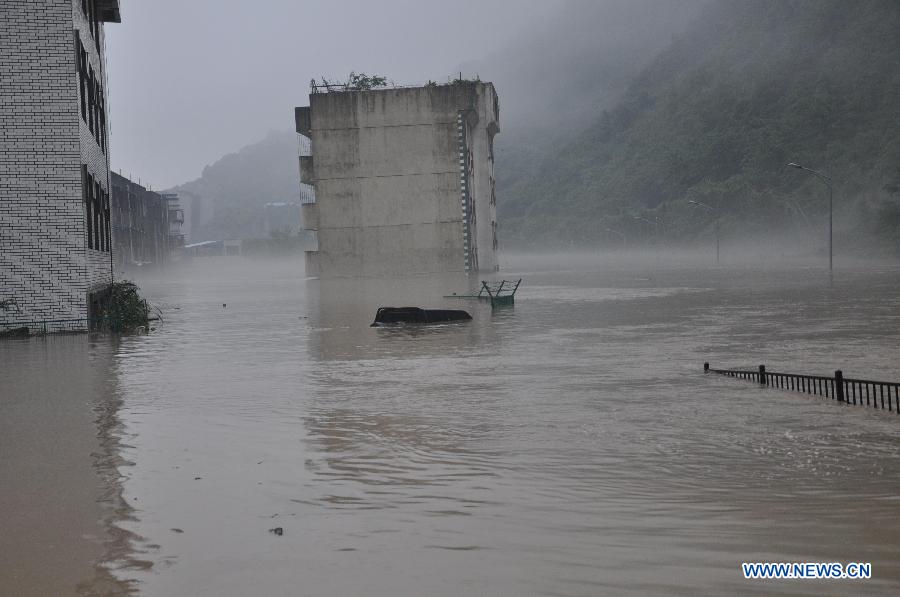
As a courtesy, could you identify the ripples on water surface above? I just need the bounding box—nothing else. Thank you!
[3,255,900,595]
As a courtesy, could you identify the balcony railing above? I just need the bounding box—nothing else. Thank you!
[300,184,316,205]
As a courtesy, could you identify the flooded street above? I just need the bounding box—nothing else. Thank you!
[3,254,900,595]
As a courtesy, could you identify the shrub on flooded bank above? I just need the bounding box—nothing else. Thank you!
[99,281,151,332]
[0,282,156,337]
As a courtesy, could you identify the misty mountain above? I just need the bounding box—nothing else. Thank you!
[498,0,900,251]
[164,1,706,245]
[466,0,706,132]
[165,0,900,253]
[168,131,300,242]
[472,0,706,207]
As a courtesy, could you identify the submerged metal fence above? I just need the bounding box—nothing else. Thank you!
[0,317,121,337]
[705,363,900,414]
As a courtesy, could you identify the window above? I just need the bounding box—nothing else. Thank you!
[93,181,101,250]
[79,1,103,62]
[76,37,106,153]
[76,13,107,152]
[83,166,93,249]
[85,0,100,53]
[82,167,110,252]
[95,180,102,250]
[87,67,95,135]
[104,185,111,251]
[98,80,106,151]
[76,35,87,121]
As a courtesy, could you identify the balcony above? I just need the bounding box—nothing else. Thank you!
[295,107,311,137]
[299,156,314,184]
[299,184,316,205]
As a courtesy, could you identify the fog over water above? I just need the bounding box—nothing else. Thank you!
[3,254,899,595]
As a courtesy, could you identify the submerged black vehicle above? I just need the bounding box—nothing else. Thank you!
[371,307,472,326]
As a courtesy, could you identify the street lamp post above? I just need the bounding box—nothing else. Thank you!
[787,162,833,277]
[688,200,719,264]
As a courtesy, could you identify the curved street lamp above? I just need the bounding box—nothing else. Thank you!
[787,162,833,277]
[688,199,719,264]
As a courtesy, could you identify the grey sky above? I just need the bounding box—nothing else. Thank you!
[106,0,562,189]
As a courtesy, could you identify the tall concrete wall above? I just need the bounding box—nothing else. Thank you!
[0,1,118,325]
[298,82,499,278]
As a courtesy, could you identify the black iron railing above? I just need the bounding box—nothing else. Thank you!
[0,317,122,337]
[705,363,900,414]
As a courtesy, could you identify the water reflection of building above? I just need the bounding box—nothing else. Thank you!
[0,336,135,595]
[301,275,504,513]
[305,273,503,362]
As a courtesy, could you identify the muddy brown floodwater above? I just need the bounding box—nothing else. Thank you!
[2,254,900,596]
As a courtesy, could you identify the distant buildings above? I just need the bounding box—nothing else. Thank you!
[0,0,121,327]
[162,192,186,253]
[295,81,500,277]
[111,173,184,271]
[264,202,302,236]
[182,239,242,257]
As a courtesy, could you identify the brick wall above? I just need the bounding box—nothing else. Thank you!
[0,0,114,325]
[73,0,114,292]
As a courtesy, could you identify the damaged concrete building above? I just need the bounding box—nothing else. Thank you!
[295,81,500,277]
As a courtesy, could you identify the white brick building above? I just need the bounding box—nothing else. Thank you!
[0,0,120,329]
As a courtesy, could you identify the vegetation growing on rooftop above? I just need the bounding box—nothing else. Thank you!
[309,73,483,93]
[451,74,481,85]
[311,72,389,92]
[347,72,388,90]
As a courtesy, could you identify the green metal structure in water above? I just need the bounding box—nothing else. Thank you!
[445,279,521,308]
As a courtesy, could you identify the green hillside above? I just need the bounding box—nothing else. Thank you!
[498,0,900,252]
[169,131,301,242]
